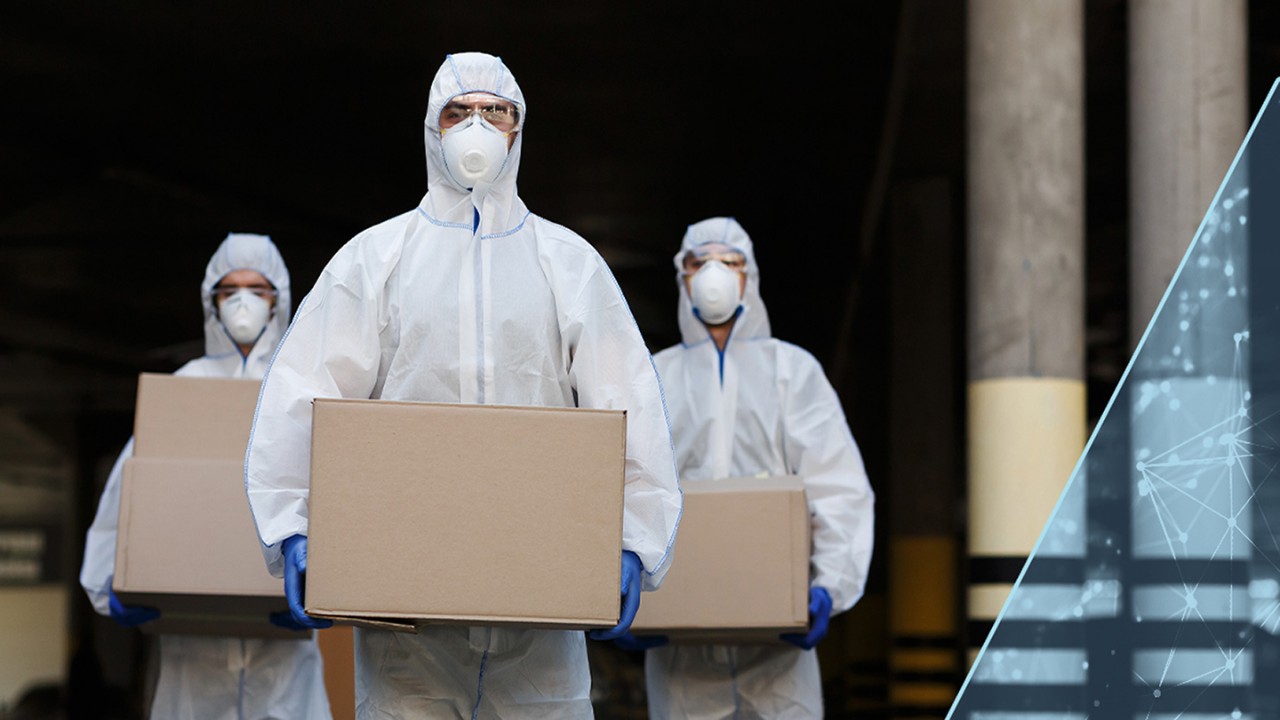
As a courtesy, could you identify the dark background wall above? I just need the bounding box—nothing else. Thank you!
[6,1,1280,716]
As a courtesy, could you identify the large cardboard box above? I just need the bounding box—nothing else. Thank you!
[630,476,810,643]
[112,373,295,639]
[306,399,626,631]
[130,373,263,460]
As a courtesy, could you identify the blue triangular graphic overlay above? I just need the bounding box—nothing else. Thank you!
[951,79,1280,718]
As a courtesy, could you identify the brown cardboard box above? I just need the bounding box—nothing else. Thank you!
[131,373,262,460]
[112,374,297,639]
[630,476,810,643]
[306,399,626,631]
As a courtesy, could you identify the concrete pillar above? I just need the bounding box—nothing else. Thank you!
[964,0,1086,712]
[1129,0,1247,343]
[1128,3,1250,714]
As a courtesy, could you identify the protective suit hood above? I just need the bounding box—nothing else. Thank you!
[423,52,529,237]
[674,217,771,345]
[201,233,291,364]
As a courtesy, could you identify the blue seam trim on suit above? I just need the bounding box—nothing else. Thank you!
[721,217,734,244]
[602,269,682,577]
[418,206,471,230]
[480,211,530,239]
[679,334,769,350]
[648,352,684,577]
[447,54,464,91]
[491,131,513,182]
[701,305,743,386]
[218,323,253,365]
[471,647,491,720]
[417,207,528,238]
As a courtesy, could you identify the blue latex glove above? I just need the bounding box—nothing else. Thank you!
[613,631,668,652]
[781,586,833,650]
[282,535,333,630]
[107,580,159,628]
[269,610,311,632]
[588,550,643,641]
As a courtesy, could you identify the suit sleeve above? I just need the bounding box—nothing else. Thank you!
[559,256,682,591]
[781,348,875,613]
[244,240,392,577]
[79,438,135,616]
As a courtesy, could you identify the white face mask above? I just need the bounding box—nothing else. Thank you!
[441,115,509,190]
[689,261,743,325]
[218,290,272,347]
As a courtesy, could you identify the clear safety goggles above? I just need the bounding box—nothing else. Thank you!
[211,284,277,303]
[681,244,748,275]
[439,92,522,133]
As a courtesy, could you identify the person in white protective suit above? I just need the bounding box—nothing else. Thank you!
[636,217,875,719]
[79,233,332,720]
[243,52,682,718]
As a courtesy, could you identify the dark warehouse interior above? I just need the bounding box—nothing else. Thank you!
[6,1,1280,717]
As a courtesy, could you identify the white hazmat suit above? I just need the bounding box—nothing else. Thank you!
[80,233,332,720]
[243,53,682,718]
[647,217,874,719]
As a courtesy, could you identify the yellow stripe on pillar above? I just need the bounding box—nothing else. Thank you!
[890,536,959,716]
[891,649,957,672]
[891,536,957,637]
[968,583,1017,621]
[890,683,961,707]
[968,377,1086,558]
[967,377,1084,657]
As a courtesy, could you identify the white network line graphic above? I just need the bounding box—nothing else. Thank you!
[956,177,1269,719]
[1130,341,1260,716]
[1126,183,1260,719]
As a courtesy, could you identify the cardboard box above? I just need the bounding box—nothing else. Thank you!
[131,373,263,460]
[306,399,625,631]
[630,476,810,643]
[112,374,296,639]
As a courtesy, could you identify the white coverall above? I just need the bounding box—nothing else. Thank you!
[243,53,682,719]
[80,234,332,720]
[647,217,874,719]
